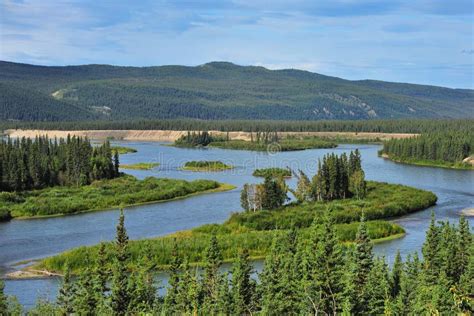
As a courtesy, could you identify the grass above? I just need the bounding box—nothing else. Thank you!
[120,163,160,170]
[36,181,434,274]
[181,161,234,172]
[252,167,292,178]
[0,175,234,219]
[380,153,473,170]
[112,146,137,154]
[209,137,337,152]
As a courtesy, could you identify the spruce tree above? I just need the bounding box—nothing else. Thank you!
[347,215,374,314]
[57,262,75,315]
[231,248,256,315]
[74,266,98,315]
[110,210,130,316]
[310,211,345,314]
[422,212,441,284]
[390,250,403,298]
[201,235,223,314]
[365,258,390,315]
[164,241,181,314]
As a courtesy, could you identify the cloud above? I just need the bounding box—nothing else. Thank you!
[0,0,472,88]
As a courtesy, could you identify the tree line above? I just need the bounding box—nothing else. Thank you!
[0,136,119,191]
[1,211,471,315]
[382,131,473,164]
[2,119,473,134]
[241,150,366,212]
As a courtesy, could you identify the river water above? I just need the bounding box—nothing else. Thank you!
[1,142,473,309]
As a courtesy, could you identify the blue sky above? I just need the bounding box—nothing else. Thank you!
[1,0,473,88]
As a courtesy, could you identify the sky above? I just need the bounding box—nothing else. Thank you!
[1,0,473,88]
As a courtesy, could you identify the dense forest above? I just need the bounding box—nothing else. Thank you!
[2,211,470,315]
[0,136,119,192]
[1,61,473,121]
[2,118,474,135]
[382,131,474,167]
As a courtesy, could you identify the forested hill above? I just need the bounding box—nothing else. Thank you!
[1,60,473,121]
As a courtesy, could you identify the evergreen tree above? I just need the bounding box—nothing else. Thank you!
[231,248,256,315]
[422,212,441,284]
[309,211,345,314]
[347,216,374,314]
[365,258,390,315]
[57,262,75,315]
[73,266,98,315]
[201,235,223,314]
[164,241,181,314]
[110,210,130,316]
[240,184,250,211]
[390,250,403,298]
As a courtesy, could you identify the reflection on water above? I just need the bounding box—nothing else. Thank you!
[2,142,473,309]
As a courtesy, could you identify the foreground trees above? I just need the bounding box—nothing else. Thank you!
[0,136,119,191]
[2,211,471,315]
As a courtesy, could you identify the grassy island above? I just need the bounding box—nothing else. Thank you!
[120,162,160,170]
[253,167,292,178]
[0,175,234,219]
[182,160,233,172]
[174,131,337,152]
[111,146,137,154]
[36,180,435,274]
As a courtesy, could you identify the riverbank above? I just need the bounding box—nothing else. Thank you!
[31,181,435,275]
[4,129,418,142]
[380,153,474,170]
[1,176,235,220]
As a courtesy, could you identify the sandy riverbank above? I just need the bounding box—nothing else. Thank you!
[4,129,417,142]
[461,208,474,217]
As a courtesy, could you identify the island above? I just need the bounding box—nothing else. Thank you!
[34,151,437,274]
[181,160,234,172]
[120,162,160,170]
[174,131,337,152]
[111,145,137,154]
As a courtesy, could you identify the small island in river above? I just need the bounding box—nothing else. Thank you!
[181,160,234,172]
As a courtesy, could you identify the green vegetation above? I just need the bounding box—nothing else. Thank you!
[120,162,160,170]
[0,136,120,192]
[1,61,473,121]
[2,118,473,135]
[18,212,471,315]
[182,161,233,172]
[382,131,474,169]
[175,131,337,151]
[37,180,435,273]
[252,167,291,178]
[0,175,231,219]
[111,146,137,154]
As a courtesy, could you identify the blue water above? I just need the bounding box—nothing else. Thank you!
[1,142,473,309]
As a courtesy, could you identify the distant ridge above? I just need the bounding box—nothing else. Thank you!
[1,60,472,121]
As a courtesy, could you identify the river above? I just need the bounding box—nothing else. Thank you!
[1,142,473,309]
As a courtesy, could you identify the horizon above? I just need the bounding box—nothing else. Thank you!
[1,0,473,89]
[1,59,471,91]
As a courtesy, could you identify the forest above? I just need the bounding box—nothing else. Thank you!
[2,211,471,315]
[0,136,119,192]
[1,61,473,121]
[2,118,473,135]
[382,131,474,168]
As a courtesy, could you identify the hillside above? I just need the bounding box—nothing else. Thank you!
[0,60,472,121]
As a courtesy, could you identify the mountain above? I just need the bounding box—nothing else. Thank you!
[1,60,472,121]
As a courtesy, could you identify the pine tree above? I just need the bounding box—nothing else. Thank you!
[110,210,130,316]
[57,262,75,315]
[390,250,403,298]
[456,216,472,282]
[95,242,109,300]
[422,212,440,284]
[231,248,256,315]
[73,266,98,315]
[113,150,120,176]
[164,241,181,314]
[309,211,345,314]
[201,235,223,314]
[240,184,250,211]
[347,215,374,314]
[365,258,390,315]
